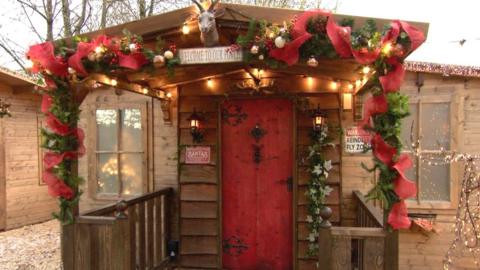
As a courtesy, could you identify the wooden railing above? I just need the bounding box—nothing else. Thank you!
[353,190,383,228]
[318,191,393,270]
[62,188,174,270]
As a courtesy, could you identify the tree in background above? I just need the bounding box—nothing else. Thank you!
[0,0,340,71]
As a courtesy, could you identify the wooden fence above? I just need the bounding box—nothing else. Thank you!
[62,188,174,270]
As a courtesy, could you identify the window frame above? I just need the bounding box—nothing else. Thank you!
[404,93,458,210]
[89,102,149,201]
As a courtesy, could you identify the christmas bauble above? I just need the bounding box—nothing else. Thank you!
[129,43,137,53]
[258,55,264,60]
[164,50,174,60]
[153,55,165,68]
[87,52,96,62]
[250,45,259,54]
[274,36,286,48]
[307,57,318,67]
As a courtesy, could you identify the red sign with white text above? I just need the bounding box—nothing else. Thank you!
[185,146,211,164]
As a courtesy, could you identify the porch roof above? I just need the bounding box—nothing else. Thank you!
[75,4,430,99]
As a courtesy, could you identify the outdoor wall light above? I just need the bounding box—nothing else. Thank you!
[312,105,327,130]
[187,109,204,143]
[182,22,191,35]
[343,93,353,110]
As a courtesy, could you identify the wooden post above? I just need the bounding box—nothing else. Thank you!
[61,223,76,270]
[384,230,399,270]
[318,206,333,270]
[111,200,131,270]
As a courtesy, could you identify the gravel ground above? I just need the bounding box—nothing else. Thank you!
[0,220,61,270]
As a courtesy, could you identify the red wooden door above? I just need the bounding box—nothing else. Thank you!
[222,99,293,270]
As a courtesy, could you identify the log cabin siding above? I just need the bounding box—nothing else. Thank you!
[78,87,179,237]
[0,83,57,230]
[178,95,220,269]
[341,72,480,270]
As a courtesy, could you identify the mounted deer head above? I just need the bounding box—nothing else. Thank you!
[191,0,224,47]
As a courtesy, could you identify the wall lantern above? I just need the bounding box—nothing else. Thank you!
[187,109,204,143]
[312,105,327,130]
[343,93,353,110]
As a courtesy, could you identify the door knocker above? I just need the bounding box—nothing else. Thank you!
[250,124,266,165]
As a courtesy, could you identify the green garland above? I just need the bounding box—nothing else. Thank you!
[40,78,83,223]
[306,125,336,255]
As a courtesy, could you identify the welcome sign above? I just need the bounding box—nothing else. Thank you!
[178,46,243,65]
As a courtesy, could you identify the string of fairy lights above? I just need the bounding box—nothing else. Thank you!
[409,139,480,269]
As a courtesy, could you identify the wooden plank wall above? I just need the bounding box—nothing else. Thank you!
[296,94,342,269]
[78,87,179,237]
[178,95,220,269]
[0,83,57,229]
[340,72,480,269]
[397,73,479,270]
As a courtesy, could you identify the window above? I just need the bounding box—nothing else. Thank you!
[400,97,453,207]
[93,105,147,198]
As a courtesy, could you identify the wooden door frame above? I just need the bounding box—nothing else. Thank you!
[217,97,298,270]
[0,119,6,231]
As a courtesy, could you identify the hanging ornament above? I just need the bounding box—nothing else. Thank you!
[68,67,76,75]
[153,55,165,68]
[394,44,405,57]
[87,52,96,62]
[164,50,174,60]
[258,54,264,60]
[250,45,259,55]
[307,56,319,67]
[129,43,138,53]
[274,36,286,49]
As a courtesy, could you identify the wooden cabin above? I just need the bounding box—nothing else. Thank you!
[0,68,57,230]
[57,3,479,270]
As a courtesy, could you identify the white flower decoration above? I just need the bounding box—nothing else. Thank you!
[306,215,313,223]
[324,160,333,171]
[308,233,316,243]
[312,164,323,175]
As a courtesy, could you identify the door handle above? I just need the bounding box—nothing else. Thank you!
[277,176,293,192]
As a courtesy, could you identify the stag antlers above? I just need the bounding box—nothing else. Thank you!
[191,0,220,12]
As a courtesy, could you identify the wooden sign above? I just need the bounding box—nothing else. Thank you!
[185,146,211,164]
[178,46,243,65]
[344,126,371,153]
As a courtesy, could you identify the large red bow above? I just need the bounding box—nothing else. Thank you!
[371,134,397,166]
[270,9,331,65]
[383,20,426,53]
[388,200,411,229]
[42,170,74,199]
[326,17,351,58]
[379,57,405,92]
[361,94,388,128]
[392,154,417,199]
[26,42,68,77]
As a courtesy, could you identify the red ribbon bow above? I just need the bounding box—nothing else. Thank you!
[388,200,411,229]
[42,170,74,199]
[26,42,68,77]
[270,9,331,65]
